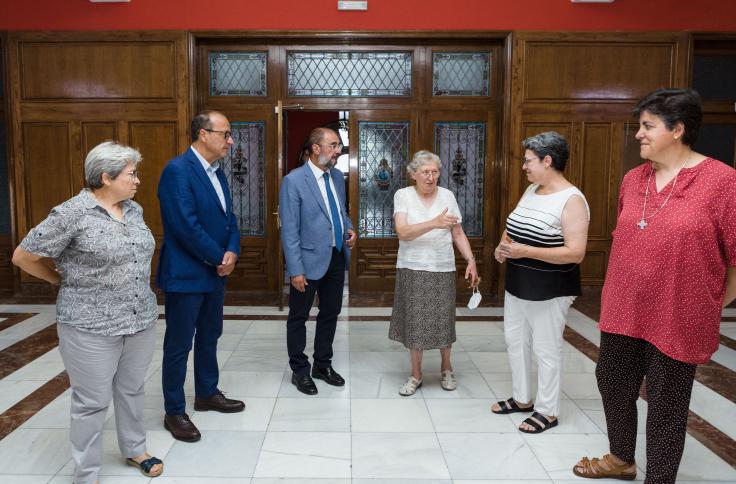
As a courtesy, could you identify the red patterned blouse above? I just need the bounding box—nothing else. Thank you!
[599,158,736,364]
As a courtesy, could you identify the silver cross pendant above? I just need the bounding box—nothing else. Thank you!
[637,219,648,230]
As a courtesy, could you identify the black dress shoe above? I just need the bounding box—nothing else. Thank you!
[311,366,345,386]
[291,373,318,395]
[194,390,245,413]
[164,413,201,442]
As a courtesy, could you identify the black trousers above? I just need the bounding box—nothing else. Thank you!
[596,331,697,484]
[286,248,345,375]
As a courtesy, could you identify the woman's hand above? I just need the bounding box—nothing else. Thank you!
[465,260,479,287]
[497,240,527,259]
[433,208,459,230]
[494,244,506,263]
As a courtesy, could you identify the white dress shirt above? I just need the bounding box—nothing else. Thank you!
[191,146,226,212]
[307,160,344,248]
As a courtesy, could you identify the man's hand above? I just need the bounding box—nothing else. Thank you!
[346,228,358,249]
[217,251,238,276]
[291,274,308,292]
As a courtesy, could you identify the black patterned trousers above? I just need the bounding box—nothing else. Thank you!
[596,331,697,484]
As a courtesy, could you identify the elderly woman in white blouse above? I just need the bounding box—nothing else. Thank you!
[389,150,479,396]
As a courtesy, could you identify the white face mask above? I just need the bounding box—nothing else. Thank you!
[467,286,482,310]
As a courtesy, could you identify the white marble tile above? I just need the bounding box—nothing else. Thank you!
[20,394,72,429]
[419,371,495,399]
[222,319,252,334]
[467,351,512,372]
[519,433,620,481]
[253,479,348,484]
[192,397,275,431]
[216,371,286,398]
[154,478,252,484]
[350,352,411,373]
[351,433,450,479]
[353,480,451,484]
[635,434,736,482]
[0,314,57,351]
[49,476,150,483]
[454,481,551,484]
[455,320,504,336]
[560,373,602,399]
[350,371,425,399]
[437,432,549,479]
[2,348,64,381]
[268,397,349,431]
[0,428,71,475]
[224,351,289,373]
[163,431,264,477]
[426,398,517,432]
[245,321,287,335]
[456,334,508,352]
[348,334,407,351]
[253,431,351,478]
[710,344,736,372]
[1,476,54,483]
[0,380,48,414]
[352,398,433,432]
[347,321,390,333]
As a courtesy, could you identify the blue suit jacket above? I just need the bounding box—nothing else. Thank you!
[279,163,352,281]
[156,147,241,293]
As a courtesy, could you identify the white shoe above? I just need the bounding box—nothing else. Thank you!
[399,376,423,396]
[441,370,457,391]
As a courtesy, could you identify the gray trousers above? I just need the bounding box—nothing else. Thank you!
[57,323,156,484]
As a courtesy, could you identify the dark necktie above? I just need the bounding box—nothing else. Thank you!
[323,172,343,251]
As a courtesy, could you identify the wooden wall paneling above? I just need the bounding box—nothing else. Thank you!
[0,33,14,295]
[128,122,178,235]
[19,41,177,100]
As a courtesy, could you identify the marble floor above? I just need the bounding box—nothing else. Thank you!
[0,301,735,483]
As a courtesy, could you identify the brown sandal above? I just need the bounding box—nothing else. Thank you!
[572,454,636,480]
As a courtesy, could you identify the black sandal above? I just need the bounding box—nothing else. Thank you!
[126,456,164,477]
[491,398,534,415]
[519,411,558,434]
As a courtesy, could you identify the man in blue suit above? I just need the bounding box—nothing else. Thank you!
[158,111,245,442]
[280,127,357,395]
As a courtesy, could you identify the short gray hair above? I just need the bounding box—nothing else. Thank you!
[85,141,142,189]
[407,150,441,175]
[522,132,569,171]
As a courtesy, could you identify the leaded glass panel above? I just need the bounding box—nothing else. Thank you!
[288,52,412,97]
[433,52,490,96]
[434,122,486,236]
[358,122,410,238]
[210,52,267,96]
[221,122,266,236]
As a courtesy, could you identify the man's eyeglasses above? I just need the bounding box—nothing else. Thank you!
[320,142,343,151]
[204,129,233,140]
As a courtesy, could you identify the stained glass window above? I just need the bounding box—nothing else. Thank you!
[210,52,267,96]
[221,122,266,236]
[434,122,486,236]
[433,52,490,96]
[358,122,410,238]
[288,52,412,97]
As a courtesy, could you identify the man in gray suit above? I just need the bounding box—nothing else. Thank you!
[279,127,357,395]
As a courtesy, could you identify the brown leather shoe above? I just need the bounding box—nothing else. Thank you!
[164,413,201,442]
[194,390,245,413]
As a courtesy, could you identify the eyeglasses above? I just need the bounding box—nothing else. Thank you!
[124,170,139,179]
[204,129,233,140]
[522,156,539,165]
[320,142,343,151]
[417,169,440,178]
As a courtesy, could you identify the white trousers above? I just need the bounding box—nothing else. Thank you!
[503,291,574,417]
[58,323,155,484]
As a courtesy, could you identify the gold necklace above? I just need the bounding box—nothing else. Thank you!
[637,158,688,230]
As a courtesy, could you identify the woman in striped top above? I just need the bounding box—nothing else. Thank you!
[491,131,590,434]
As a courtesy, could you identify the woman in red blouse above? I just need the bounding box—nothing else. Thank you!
[573,89,736,482]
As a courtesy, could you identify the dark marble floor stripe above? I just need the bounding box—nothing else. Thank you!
[695,360,736,404]
[0,313,36,333]
[562,324,736,470]
[0,324,59,379]
[0,371,70,441]
[721,316,736,322]
[720,334,736,351]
